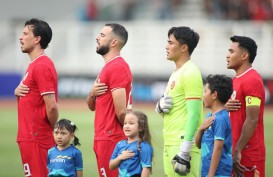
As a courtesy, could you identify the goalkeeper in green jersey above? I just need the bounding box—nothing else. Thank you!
[155,26,203,177]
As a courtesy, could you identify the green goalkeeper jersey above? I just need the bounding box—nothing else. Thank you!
[163,60,203,146]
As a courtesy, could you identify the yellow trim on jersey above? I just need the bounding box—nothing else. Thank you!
[245,96,261,106]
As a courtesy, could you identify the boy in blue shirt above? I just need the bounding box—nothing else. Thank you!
[196,74,233,177]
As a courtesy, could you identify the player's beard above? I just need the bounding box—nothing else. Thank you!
[96,44,110,56]
[21,48,30,53]
[21,48,33,53]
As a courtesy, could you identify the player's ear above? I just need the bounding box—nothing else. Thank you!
[111,39,118,47]
[35,36,41,44]
[181,44,188,53]
[70,133,75,139]
[241,51,249,61]
[212,91,218,100]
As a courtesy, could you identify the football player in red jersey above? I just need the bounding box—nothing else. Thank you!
[14,18,58,177]
[87,23,133,177]
[225,35,265,177]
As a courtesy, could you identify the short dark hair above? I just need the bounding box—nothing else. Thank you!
[230,35,257,63]
[25,18,52,49]
[105,23,128,48]
[168,26,199,55]
[206,74,233,104]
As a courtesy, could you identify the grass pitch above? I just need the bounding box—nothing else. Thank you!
[0,99,272,176]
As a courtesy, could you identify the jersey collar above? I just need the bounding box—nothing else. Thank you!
[236,67,253,78]
[31,53,46,63]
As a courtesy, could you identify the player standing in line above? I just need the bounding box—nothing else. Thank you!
[87,23,133,177]
[155,26,203,177]
[225,36,266,177]
[109,111,153,177]
[14,18,59,176]
[47,119,83,177]
[195,74,233,177]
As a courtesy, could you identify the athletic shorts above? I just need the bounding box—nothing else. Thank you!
[163,145,201,177]
[232,156,265,177]
[94,140,118,177]
[18,141,51,177]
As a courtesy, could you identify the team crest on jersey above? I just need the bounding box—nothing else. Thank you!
[23,72,28,81]
[170,81,175,90]
[231,91,236,100]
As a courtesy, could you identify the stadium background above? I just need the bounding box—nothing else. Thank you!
[0,0,272,176]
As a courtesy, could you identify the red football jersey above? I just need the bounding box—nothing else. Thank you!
[230,67,265,162]
[94,56,132,141]
[17,54,58,148]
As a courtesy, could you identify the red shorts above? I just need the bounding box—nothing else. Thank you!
[18,141,51,177]
[232,156,265,177]
[94,140,118,177]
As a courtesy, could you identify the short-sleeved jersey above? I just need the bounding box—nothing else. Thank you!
[230,67,265,162]
[17,54,58,148]
[110,140,153,176]
[163,60,203,145]
[47,145,83,177]
[201,110,232,177]
[95,56,132,141]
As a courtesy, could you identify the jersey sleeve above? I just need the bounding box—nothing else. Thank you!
[181,65,203,141]
[33,64,56,95]
[185,99,202,141]
[108,63,130,91]
[74,149,83,170]
[47,148,54,170]
[242,76,264,99]
[183,67,203,99]
[213,116,227,141]
[110,141,121,160]
[139,142,153,168]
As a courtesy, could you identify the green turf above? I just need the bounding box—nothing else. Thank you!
[0,105,272,176]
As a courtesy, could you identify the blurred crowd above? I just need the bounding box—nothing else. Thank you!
[78,0,184,21]
[78,0,273,21]
[204,0,273,20]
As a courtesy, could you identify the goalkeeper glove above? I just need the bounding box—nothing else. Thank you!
[155,96,173,114]
[171,141,192,176]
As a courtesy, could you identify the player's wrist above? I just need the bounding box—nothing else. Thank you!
[179,141,192,153]
[117,155,125,161]
[198,126,206,132]
[234,147,242,154]
[88,94,96,101]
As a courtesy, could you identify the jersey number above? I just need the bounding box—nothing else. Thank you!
[127,83,133,110]
[100,167,107,177]
[24,163,32,176]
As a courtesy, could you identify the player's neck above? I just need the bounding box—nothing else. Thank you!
[175,57,190,70]
[235,64,252,76]
[57,144,71,151]
[127,137,139,143]
[29,48,45,62]
[103,51,120,63]
[210,103,225,115]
